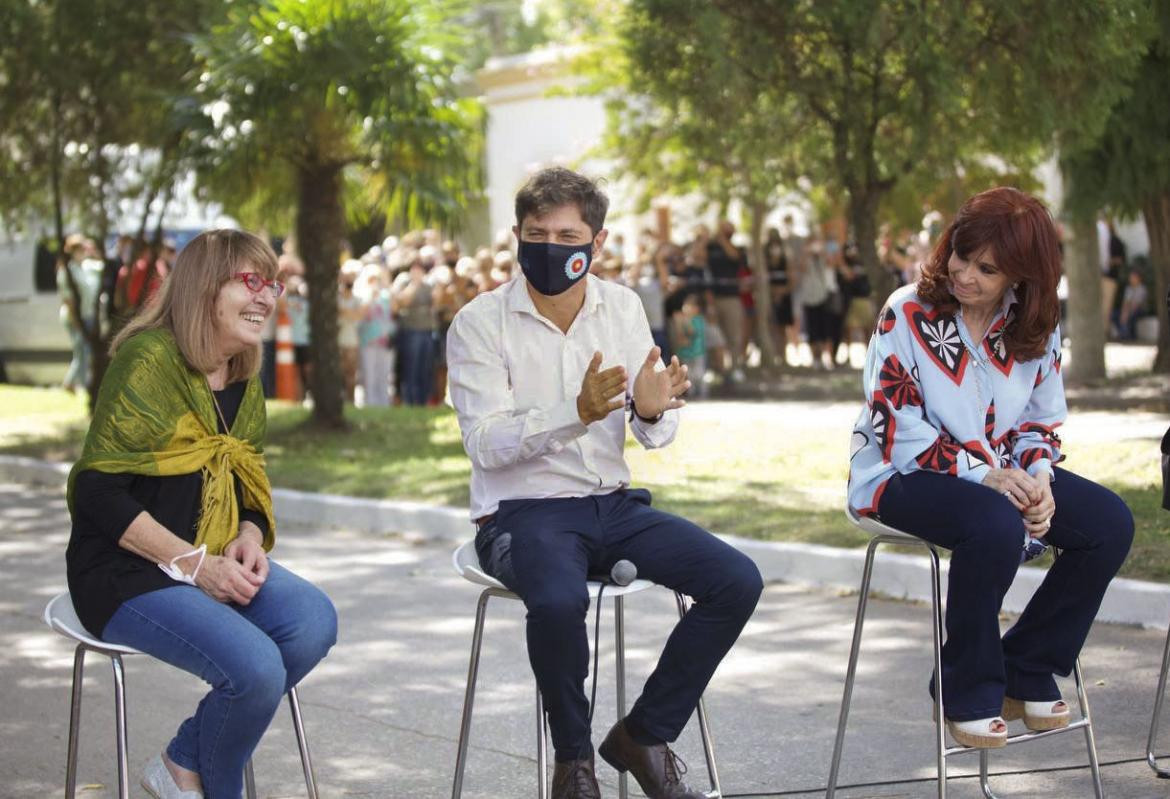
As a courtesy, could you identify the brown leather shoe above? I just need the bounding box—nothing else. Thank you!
[598,719,706,799]
[551,754,601,799]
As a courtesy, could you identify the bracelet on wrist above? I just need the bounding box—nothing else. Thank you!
[627,396,663,424]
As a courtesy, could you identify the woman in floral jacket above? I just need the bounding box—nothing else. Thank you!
[848,187,1133,749]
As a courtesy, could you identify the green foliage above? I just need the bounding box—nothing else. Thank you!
[460,0,608,70]
[0,1,222,239]
[880,159,1044,233]
[611,0,1151,311]
[1063,4,1170,219]
[194,0,484,232]
[628,0,1148,196]
[595,2,816,217]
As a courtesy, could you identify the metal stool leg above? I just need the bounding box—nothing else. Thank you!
[675,592,722,797]
[825,537,883,799]
[537,686,549,799]
[975,659,1102,799]
[927,547,947,799]
[65,645,86,799]
[451,590,492,799]
[244,760,257,799]
[111,654,130,799]
[615,594,629,799]
[1149,622,1170,777]
[1073,659,1105,798]
[978,750,1001,799]
[287,687,319,799]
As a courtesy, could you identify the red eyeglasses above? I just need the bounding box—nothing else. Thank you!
[234,272,285,297]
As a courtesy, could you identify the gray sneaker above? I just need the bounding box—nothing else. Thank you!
[141,754,203,799]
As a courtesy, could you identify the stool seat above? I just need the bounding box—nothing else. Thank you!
[844,506,919,541]
[44,592,140,655]
[451,540,656,598]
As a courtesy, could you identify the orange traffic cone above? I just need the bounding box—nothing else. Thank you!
[275,304,300,401]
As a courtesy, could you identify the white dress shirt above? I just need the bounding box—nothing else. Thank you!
[447,274,679,519]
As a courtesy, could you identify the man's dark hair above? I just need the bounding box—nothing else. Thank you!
[514,167,609,236]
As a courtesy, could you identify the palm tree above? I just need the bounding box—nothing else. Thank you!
[197,0,483,427]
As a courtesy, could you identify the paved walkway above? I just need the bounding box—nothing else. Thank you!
[4,480,1170,798]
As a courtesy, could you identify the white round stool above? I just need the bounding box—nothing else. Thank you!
[450,540,722,798]
[44,591,320,799]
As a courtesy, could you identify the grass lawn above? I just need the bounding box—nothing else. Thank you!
[2,383,1166,582]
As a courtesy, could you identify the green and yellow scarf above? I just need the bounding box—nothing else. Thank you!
[66,328,275,555]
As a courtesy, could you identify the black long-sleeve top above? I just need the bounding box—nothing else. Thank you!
[65,381,269,636]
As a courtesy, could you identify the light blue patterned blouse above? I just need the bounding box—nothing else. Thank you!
[848,284,1065,517]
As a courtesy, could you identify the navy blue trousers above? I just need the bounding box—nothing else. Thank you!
[475,488,762,762]
[878,467,1133,721]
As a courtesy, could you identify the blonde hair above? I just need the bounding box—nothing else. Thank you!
[112,230,279,381]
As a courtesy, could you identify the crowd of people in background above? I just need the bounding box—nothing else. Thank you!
[263,216,931,406]
[54,210,1157,404]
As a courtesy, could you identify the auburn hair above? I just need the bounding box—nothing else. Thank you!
[917,187,1061,361]
[112,229,279,382]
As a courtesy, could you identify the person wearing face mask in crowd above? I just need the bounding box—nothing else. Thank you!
[446,167,762,799]
[355,263,396,406]
[391,253,437,406]
[706,219,749,382]
[337,261,365,403]
[57,234,104,393]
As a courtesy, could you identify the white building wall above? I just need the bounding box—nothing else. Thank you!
[478,48,654,249]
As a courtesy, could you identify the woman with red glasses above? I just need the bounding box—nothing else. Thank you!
[65,229,336,799]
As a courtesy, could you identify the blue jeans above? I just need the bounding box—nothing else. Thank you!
[877,467,1133,720]
[475,488,762,761]
[101,562,337,799]
[399,328,435,405]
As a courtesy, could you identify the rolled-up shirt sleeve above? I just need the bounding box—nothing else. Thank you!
[73,469,145,545]
[447,305,588,471]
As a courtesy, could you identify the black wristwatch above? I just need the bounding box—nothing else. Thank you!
[627,396,663,424]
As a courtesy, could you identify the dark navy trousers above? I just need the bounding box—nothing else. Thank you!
[878,467,1133,721]
[475,488,763,762]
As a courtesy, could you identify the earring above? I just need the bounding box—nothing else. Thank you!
[1012,282,1020,290]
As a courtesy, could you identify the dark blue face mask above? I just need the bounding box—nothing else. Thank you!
[518,240,593,296]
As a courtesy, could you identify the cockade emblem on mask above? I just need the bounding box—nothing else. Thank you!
[564,251,590,281]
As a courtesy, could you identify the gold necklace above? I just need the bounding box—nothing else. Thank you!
[207,378,230,433]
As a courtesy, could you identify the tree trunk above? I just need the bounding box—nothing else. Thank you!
[1063,215,1106,382]
[152,182,175,246]
[82,150,114,414]
[296,161,347,428]
[50,97,65,252]
[1144,191,1170,373]
[746,199,778,369]
[848,186,891,302]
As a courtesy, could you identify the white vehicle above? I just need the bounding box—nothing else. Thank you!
[0,232,69,385]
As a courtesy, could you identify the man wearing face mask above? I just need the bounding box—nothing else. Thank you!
[447,167,763,799]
